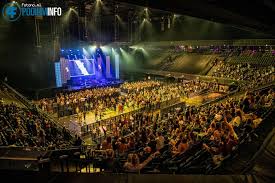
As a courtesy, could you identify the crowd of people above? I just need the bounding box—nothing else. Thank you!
[120,80,161,92]
[38,87,120,116]
[210,61,274,89]
[1,79,273,172]
[91,88,274,172]
[1,79,224,149]
[0,102,73,148]
[37,80,222,120]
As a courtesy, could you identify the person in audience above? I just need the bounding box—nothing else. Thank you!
[118,138,128,155]
[123,152,159,172]
[156,131,165,151]
[74,135,83,146]
[101,136,112,150]
[230,110,243,128]
[173,137,189,155]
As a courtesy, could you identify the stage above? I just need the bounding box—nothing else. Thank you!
[67,79,123,91]
[55,47,120,90]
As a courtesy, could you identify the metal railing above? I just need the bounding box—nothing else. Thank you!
[136,69,239,85]
[80,97,182,137]
[139,39,275,47]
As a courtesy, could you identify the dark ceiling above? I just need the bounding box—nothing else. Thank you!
[114,0,275,36]
[3,0,275,36]
[41,0,275,36]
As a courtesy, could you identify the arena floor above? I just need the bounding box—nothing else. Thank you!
[57,105,146,138]
[56,92,224,145]
[184,92,223,106]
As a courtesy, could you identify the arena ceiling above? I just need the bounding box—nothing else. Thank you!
[59,0,275,36]
[114,0,275,36]
[3,0,274,36]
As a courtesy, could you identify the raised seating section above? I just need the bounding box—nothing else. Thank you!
[145,50,172,69]
[165,54,217,74]
[208,58,274,91]
[0,82,74,148]
[227,56,274,66]
[0,103,74,147]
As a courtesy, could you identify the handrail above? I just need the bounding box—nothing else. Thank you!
[82,99,185,145]
[129,68,240,85]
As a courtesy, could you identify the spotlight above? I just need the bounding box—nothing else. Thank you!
[173,14,180,18]
[69,7,75,11]
[144,7,148,11]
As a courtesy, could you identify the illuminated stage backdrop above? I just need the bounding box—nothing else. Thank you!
[55,47,118,88]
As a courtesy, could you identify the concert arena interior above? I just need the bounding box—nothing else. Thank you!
[0,0,274,182]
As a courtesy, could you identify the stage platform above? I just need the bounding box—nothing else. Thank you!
[67,79,123,91]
